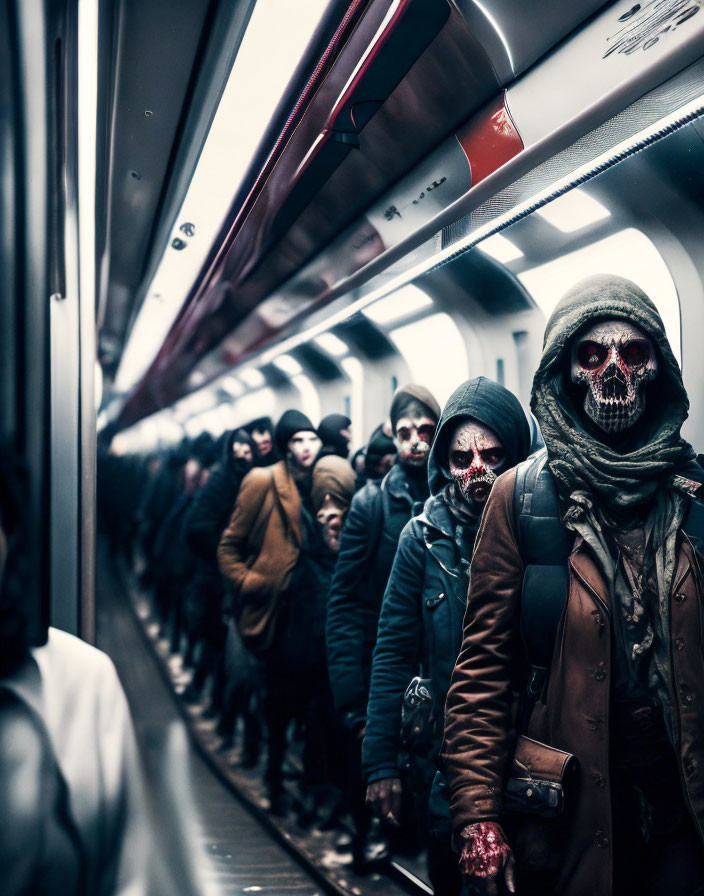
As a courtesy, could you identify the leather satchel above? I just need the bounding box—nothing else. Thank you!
[503,735,577,818]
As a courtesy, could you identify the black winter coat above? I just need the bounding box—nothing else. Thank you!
[326,462,428,728]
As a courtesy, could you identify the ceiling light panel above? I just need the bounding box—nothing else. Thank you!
[364,284,433,325]
[114,0,330,394]
[314,332,348,357]
[534,187,610,233]
[272,354,303,376]
[238,367,266,389]
[477,232,523,263]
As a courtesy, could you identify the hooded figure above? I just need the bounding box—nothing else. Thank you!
[318,414,352,459]
[364,423,397,482]
[443,276,704,896]
[362,378,530,896]
[242,416,279,466]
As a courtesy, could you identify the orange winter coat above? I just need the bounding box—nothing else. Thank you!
[217,461,302,650]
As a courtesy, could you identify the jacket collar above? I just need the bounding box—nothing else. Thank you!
[570,536,611,613]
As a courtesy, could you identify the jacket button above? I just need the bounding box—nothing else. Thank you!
[685,758,697,775]
[674,592,687,603]
[681,687,694,707]
[594,831,609,849]
[593,772,606,789]
[594,663,607,682]
[675,638,685,651]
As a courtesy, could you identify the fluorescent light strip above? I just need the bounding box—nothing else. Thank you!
[253,91,704,366]
[115,0,330,393]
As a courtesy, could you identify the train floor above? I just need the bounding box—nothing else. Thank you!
[95,542,427,896]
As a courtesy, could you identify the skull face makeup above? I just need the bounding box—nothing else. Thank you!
[571,319,658,434]
[316,494,347,552]
[448,420,506,506]
[394,401,436,469]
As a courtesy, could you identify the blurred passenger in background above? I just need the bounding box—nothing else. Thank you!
[363,378,531,896]
[318,413,352,459]
[326,384,440,867]
[243,416,279,466]
[183,428,255,721]
[218,410,321,812]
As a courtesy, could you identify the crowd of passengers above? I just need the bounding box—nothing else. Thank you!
[99,374,533,896]
[98,275,704,896]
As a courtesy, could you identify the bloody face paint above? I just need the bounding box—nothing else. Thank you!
[570,319,658,433]
[316,494,347,551]
[448,420,506,506]
[394,405,436,469]
[287,431,322,469]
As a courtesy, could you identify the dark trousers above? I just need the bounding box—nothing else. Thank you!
[612,703,704,895]
[427,834,463,896]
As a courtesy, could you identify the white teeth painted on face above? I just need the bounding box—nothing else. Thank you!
[570,319,658,434]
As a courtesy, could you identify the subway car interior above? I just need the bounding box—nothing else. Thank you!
[3,1,704,894]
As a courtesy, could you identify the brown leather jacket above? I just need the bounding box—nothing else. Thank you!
[217,460,302,647]
[442,469,704,895]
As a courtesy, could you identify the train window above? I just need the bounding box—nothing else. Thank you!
[496,358,505,386]
[518,228,681,362]
[389,312,468,408]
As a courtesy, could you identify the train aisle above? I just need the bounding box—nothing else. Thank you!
[95,541,327,896]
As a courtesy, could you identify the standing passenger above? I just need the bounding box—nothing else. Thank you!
[326,384,440,863]
[362,378,531,896]
[242,417,279,466]
[217,410,321,812]
[443,276,704,896]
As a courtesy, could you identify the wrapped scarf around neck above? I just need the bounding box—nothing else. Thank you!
[531,274,694,519]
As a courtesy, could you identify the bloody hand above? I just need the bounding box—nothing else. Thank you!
[365,777,402,827]
[459,822,516,895]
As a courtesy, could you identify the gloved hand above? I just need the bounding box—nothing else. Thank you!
[459,822,516,896]
[365,777,402,827]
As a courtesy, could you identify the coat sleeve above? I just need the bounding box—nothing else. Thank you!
[216,469,270,599]
[326,483,379,726]
[441,470,523,835]
[362,520,424,782]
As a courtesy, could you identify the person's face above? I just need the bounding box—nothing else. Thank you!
[287,431,322,469]
[394,408,436,469]
[316,494,347,551]
[251,427,273,456]
[232,440,253,464]
[448,420,506,506]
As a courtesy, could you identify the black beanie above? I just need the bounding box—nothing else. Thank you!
[389,384,441,433]
[275,410,317,456]
[318,414,352,458]
[242,416,273,435]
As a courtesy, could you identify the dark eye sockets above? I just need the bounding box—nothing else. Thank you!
[451,452,471,469]
[397,428,411,441]
[622,340,649,367]
[417,425,435,439]
[577,341,608,370]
